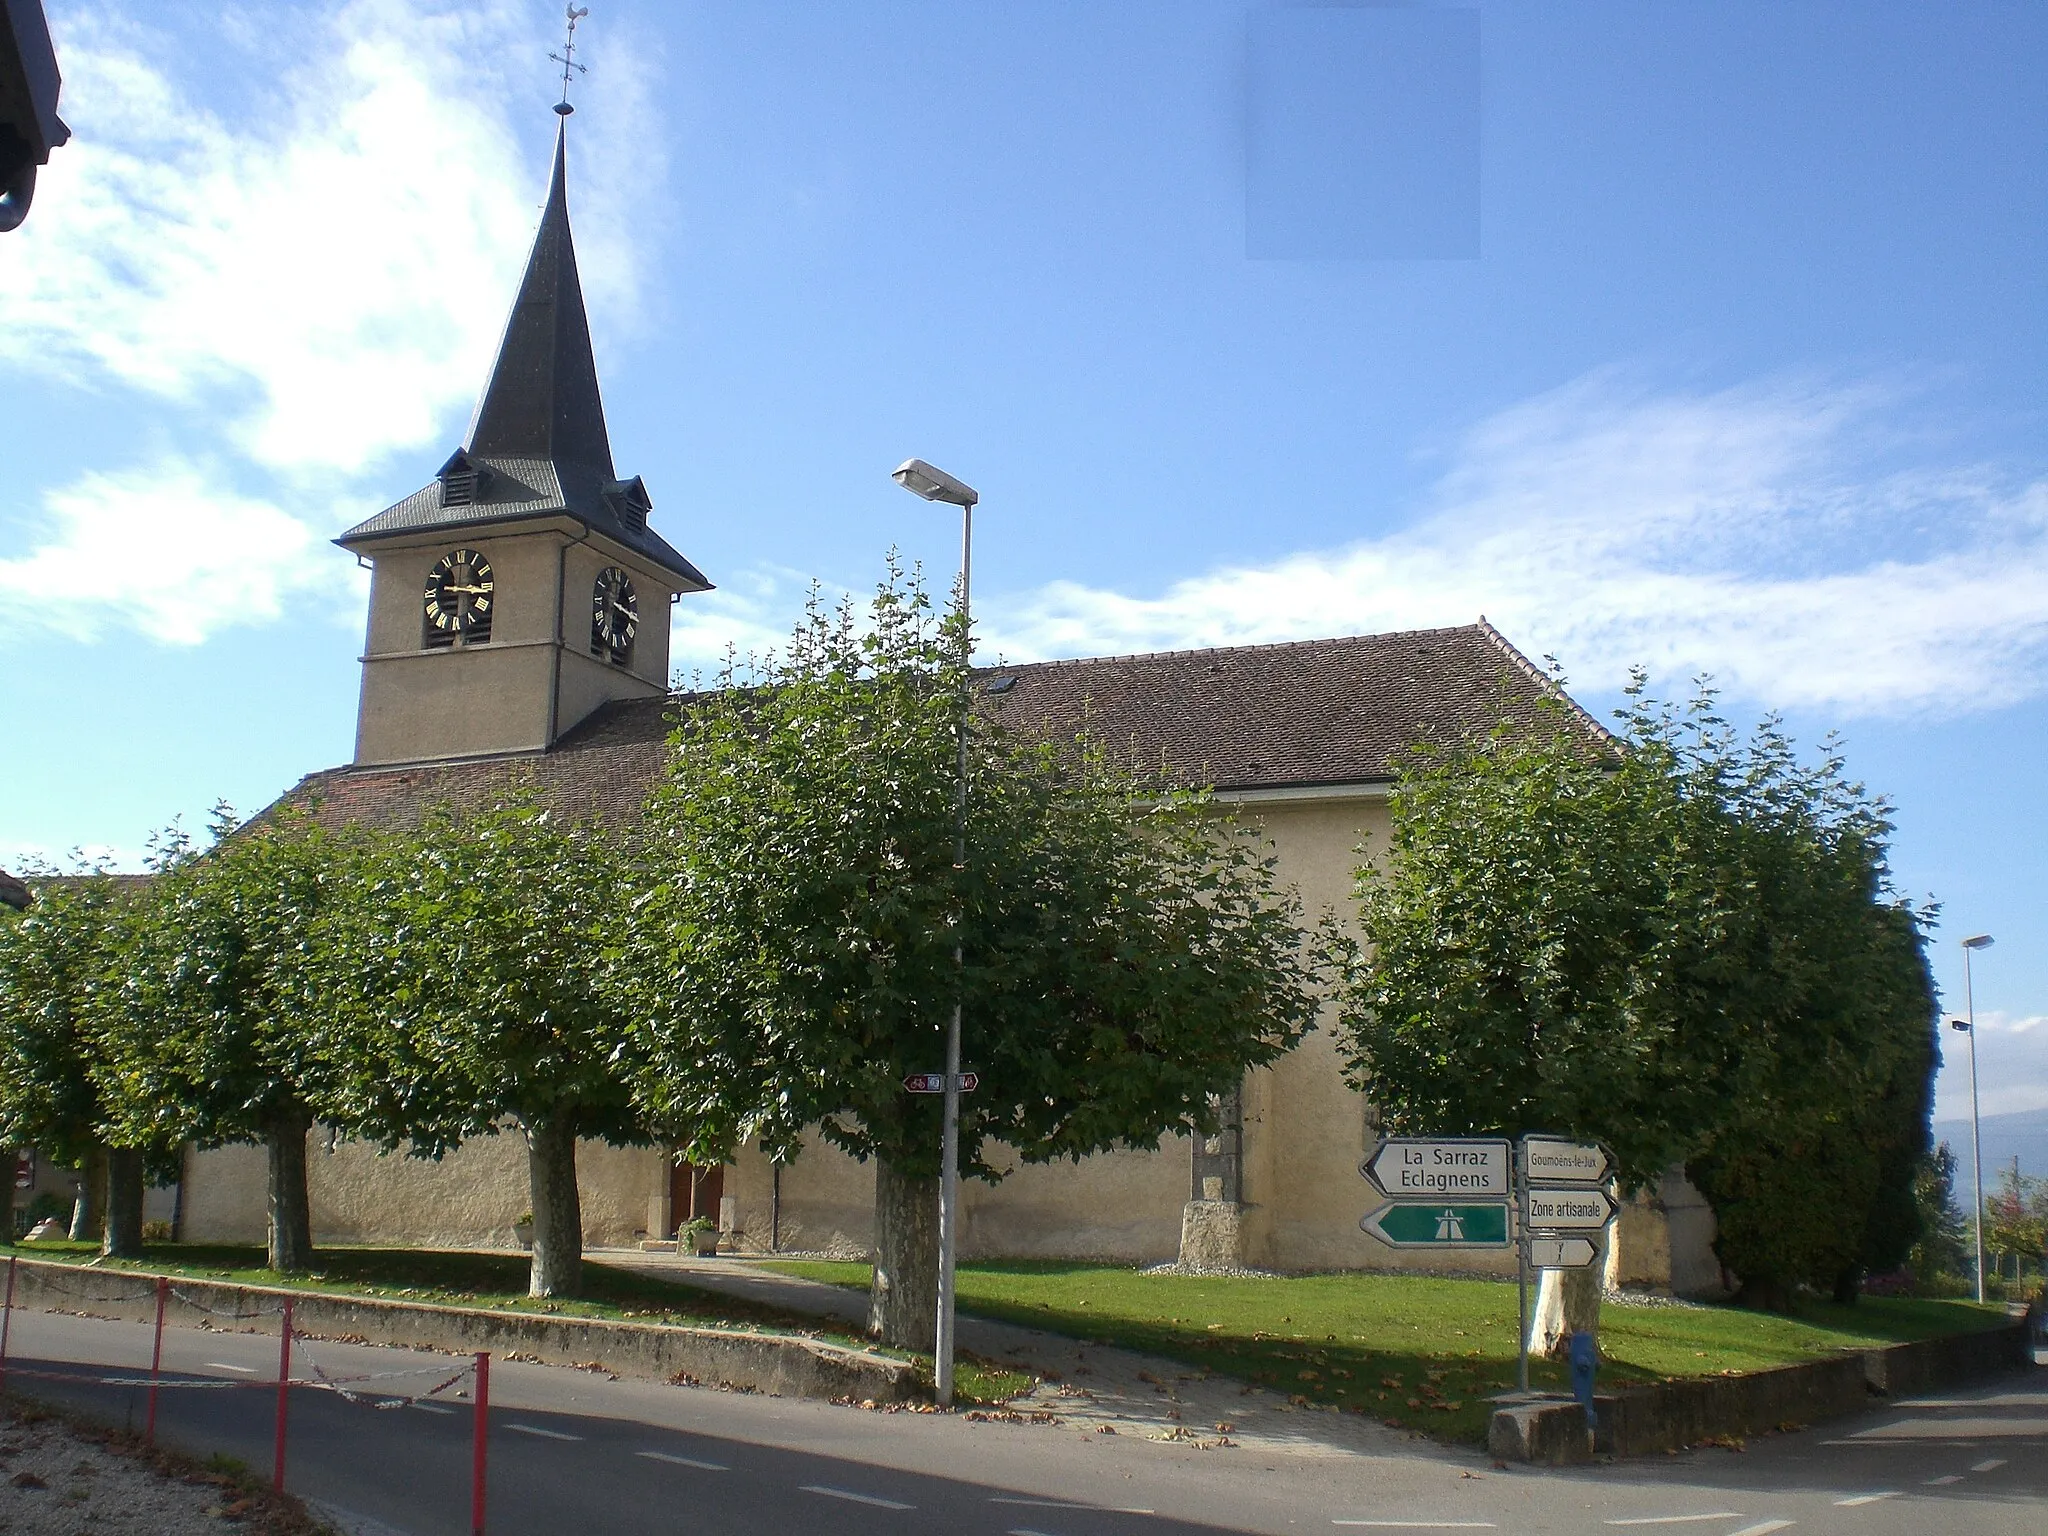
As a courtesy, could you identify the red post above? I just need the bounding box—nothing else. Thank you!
[470,1352,489,1536]
[145,1276,167,1443]
[0,1253,16,1394]
[272,1297,293,1491]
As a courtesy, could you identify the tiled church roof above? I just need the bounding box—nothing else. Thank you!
[276,620,1605,832]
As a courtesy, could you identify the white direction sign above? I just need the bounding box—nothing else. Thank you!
[1522,1185,1619,1231]
[1361,1138,1511,1200]
[1527,1236,1599,1269]
[1520,1137,1612,1185]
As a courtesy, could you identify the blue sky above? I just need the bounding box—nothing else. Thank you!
[2,1,2044,1119]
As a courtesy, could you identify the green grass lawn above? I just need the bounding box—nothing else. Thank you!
[765,1258,2009,1443]
[0,1241,1029,1406]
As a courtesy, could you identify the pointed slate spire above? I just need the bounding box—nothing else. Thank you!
[464,124,614,479]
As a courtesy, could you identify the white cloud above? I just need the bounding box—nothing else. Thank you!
[0,0,648,474]
[0,458,351,645]
[988,374,2048,718]
[1934,1011,2048,1123]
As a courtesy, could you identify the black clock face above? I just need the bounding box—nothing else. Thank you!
[592,566,638,660]
[424,549,493,638]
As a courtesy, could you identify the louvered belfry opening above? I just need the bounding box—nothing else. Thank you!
[439,469,479,508]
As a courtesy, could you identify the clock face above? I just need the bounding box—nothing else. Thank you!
[424,549,493,639]
[592,566,638,661]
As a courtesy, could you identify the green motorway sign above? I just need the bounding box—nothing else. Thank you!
[1360,1200,1511,1249]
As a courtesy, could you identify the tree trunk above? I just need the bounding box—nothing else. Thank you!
[869,1156,938,1351]
[103,1148,145,1258]
[1531,1224,1608,1358]
[69,1146,106,1241]
[0,1145,14,1244]
[266,1107,315,1273]
[525,1115,583,1298]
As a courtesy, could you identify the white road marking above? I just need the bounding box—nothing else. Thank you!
[1923,1474,1963,1485]
[1604,1518,1742,1528]
[205,1362,257,1374]
[1833,1493,1900,1507]
[408,1403,455,1416]
[636,1450,729,1471]
[1724,1524,1795,1536]
[992,1497,1155,1513]
[504,1423,583,1441]
[1333,1525,1497,1530]
[1971,1458,2006,1472]
[801,1485,914,1510]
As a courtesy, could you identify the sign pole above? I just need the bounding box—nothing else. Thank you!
[471,1351,489,1536]
[146,1276,167,1443]
[1515,1145,1529,1394]
[272,1297,293,1491]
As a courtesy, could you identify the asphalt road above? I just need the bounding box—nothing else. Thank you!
[1,1306,2040,1535]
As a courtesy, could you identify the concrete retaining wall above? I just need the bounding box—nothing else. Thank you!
[4,1257,922,1405]
[1491,1319,2030,1463]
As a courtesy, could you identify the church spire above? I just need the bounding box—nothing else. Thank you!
[463,123,613,479]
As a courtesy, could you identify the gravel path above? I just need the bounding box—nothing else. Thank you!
[0,1401,330,1535]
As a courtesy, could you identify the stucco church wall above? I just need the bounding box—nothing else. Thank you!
[181,1131,653,1250]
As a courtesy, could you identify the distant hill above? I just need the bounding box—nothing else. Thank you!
[1931,1106,2048,1188]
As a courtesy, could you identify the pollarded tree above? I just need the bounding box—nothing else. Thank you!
[631,568,1328,1349]
[331,794,643,1298]
[1338,678,1938,1322]
[0,864,164,1257]
[94,808,365,1273]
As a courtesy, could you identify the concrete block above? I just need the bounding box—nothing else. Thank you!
[1487,1395,1592,1464]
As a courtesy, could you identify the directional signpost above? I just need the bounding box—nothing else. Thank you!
[1522,1185,1619,1231]
[1360,1139,1511,1251]
[1526,1236,1598,1270]
[1358,1132,1620,1396]
[1362,1138,1510,1199]
[1361,1200,1511,1248]
[903,1073,978,1094]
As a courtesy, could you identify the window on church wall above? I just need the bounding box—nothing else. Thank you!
[591,566,638,666]
[422,548,493,649]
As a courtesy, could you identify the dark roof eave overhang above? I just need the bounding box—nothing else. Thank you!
[334,512,713,593]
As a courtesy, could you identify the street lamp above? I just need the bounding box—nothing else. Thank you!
[891,457,978,1408]
[1954,934,1995,1302]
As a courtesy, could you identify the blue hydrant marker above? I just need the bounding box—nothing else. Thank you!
[1569,1330,1598,1431]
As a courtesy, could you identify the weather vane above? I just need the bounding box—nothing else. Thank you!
[551,5,590,117]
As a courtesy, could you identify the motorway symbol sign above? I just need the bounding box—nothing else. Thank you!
[903,1072,979,1094]
[1527,1236,1599,1269]
[1520,1137,1612,1185]
[1522,1185,1619,1231]
[1361,1138,1512,1199]
[1361,1201,1511,1249]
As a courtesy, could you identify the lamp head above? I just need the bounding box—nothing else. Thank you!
[1950,1018,1972,1032]
[1962,934,1995,951]
[892,458,979,508]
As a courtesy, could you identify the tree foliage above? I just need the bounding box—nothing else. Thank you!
[1338,678,1939,1307]
[94,808,362,1271]
[331,794,643,1298]
[630,568,1328,1345]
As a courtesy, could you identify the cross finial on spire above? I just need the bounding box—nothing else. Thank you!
[551,5,590,117]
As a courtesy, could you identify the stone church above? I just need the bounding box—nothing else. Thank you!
[175,125,1710,1292]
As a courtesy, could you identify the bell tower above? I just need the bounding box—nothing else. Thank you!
[336,121,710,768]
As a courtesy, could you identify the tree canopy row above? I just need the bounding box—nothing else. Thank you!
[0,574,1945,1348]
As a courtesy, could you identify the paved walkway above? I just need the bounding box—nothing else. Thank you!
[589,1249,1429,1462]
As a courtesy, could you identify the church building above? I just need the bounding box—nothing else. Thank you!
[175,122,1712,1292]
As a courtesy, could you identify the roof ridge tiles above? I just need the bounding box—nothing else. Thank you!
[973,622,1487,674]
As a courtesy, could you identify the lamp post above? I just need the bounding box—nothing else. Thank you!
[891,457,978,1407]
[1958,934,1995,1303]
